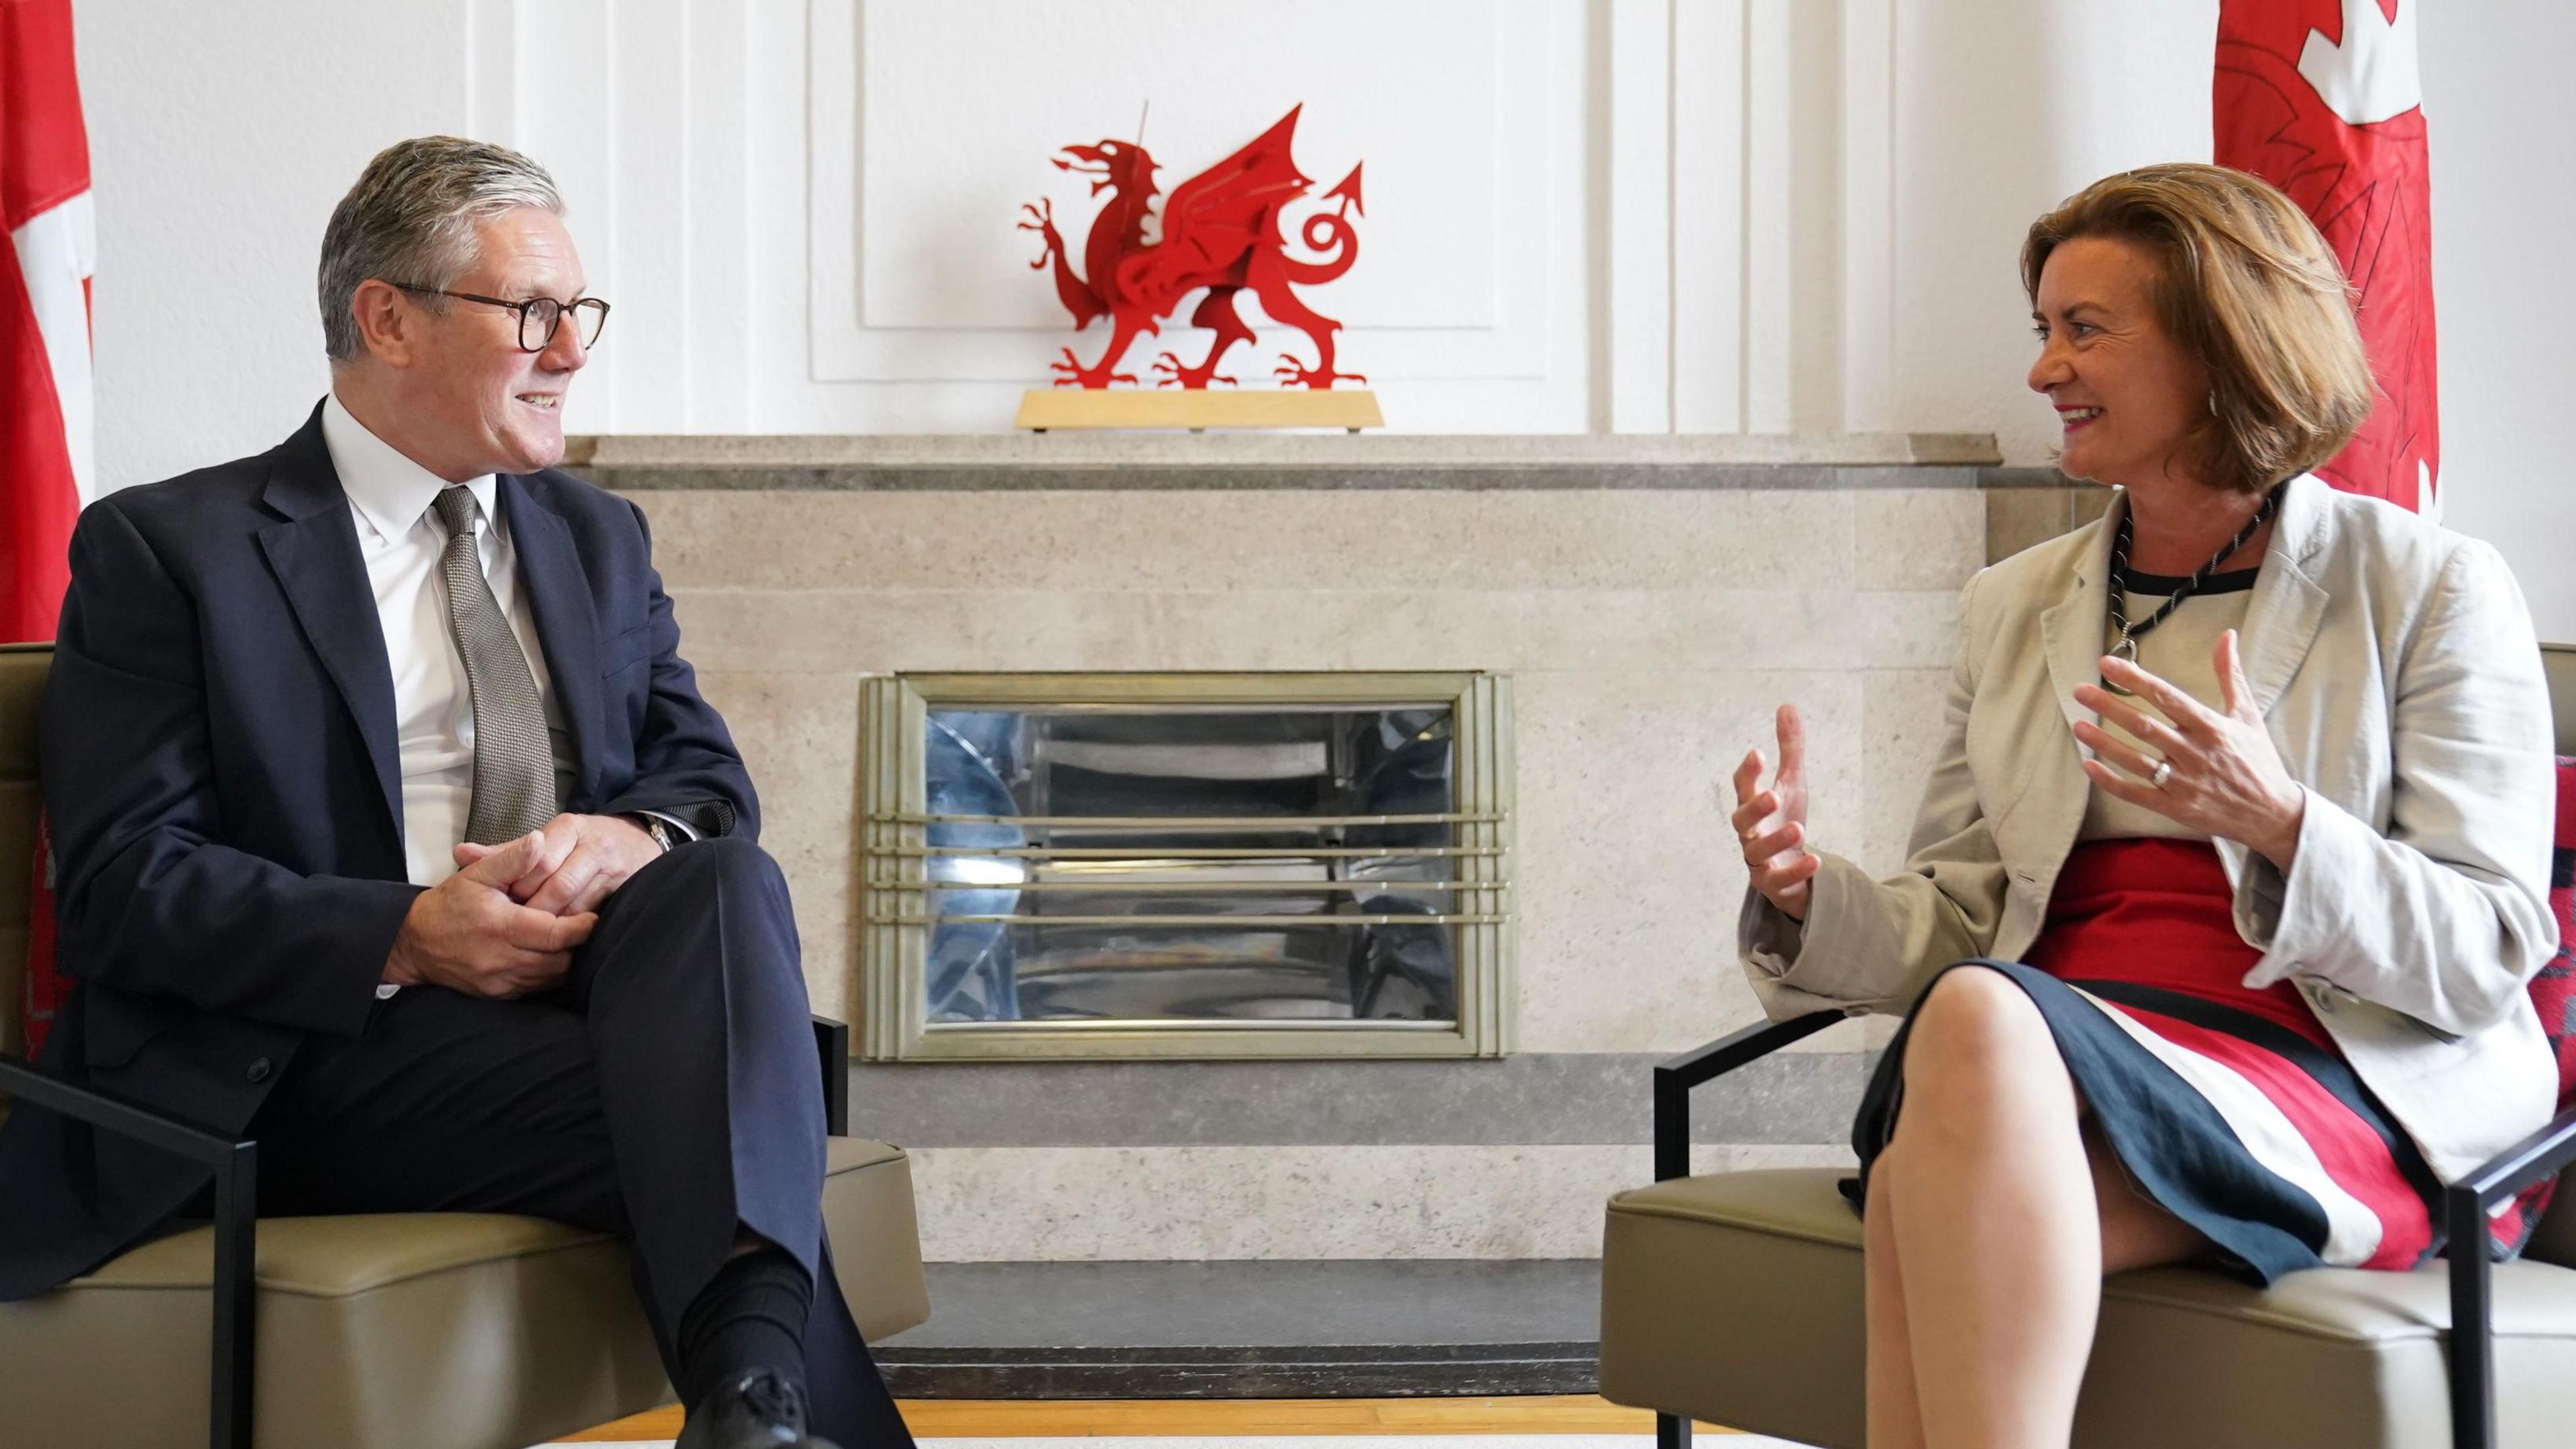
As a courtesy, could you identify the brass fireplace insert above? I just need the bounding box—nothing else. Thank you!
[856,672,1513,1061]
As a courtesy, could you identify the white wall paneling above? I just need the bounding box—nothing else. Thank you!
[78,0,2576,625]
[1837,0,1894,433]
[612,0,691,429]
[468,0,759,432]
[684,1,757,431]
[490,0,623,421]
[1740,0,1795,434]
[452,0,1913,435]
[1604,0,1672,433]
[808,2,1551,390]
[1668,0,1746,433]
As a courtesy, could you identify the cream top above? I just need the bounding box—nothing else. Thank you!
[2078,565,2258,843]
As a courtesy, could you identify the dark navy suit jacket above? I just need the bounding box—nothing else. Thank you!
[0,404,756,1298]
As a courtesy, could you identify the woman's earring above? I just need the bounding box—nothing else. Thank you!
[2208,391,2220,416]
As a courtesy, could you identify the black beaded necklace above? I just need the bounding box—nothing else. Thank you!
[2102,482,2286,696]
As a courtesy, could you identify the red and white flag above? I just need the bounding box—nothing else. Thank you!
[3,0,95,642]
[2216,0,2438,515]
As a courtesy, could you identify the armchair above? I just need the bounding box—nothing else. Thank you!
[0,642,931,1449]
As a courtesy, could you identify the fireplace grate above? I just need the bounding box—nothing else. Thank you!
[857,673,1513,1061]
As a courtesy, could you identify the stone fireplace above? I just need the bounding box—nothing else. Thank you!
[572,431,2072,1262]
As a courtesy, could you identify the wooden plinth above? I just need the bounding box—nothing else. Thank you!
[1015,388,1385,432]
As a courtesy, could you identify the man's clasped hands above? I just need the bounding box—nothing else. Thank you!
[382,812,665,998]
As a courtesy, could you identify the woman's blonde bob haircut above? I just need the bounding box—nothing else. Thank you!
[2021,163,2373,494]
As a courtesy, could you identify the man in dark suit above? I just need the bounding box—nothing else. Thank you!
[0,136,904,1449]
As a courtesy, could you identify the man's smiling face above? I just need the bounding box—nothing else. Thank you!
[402,205,589,478]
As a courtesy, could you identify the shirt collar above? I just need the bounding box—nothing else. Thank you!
[320,392,500,545]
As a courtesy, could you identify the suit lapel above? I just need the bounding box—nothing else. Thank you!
[255,411,404,837]
[500,476,608,808]
[2021,490,2127,888]
[2039,488,2123,732]
[2237,475,2329,717]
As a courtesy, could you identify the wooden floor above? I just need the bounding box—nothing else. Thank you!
[562,1397,1733,1441]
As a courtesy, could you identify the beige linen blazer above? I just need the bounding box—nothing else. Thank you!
[1739,474,2561,1185]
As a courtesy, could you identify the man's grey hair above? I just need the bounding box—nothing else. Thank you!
[318,136,563,363]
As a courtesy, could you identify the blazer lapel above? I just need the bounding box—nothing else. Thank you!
[2017,490,2123,883]
[500,476,608,808]
[2237,475,2330,717]
[255,411,403,837]
[2039,488,2123,731]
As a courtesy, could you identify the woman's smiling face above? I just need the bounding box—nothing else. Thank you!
[2027,235,2213,490]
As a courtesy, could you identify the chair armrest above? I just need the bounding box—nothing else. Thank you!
[2449,1102,2576,1212]
[1652,1011,1846,1181]
[2443,1099,2576,1449]
[0,1054,256,1449]
[811,1016,850,1137]
[0,1054,247,1167]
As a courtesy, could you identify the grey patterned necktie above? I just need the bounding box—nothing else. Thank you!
[431,485,557,843]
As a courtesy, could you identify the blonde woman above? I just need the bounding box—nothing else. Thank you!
[1730,164,2559,1449]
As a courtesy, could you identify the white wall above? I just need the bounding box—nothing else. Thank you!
[2418,0,2576,640]
[1886,0,2218,468]
[74,0,465,492]
[68,0,2575,632]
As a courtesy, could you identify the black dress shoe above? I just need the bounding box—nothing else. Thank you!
[674,1368,841,1449]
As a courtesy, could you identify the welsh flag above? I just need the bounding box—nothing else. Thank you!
[2216,0,2438,515]
[3,0,94,641]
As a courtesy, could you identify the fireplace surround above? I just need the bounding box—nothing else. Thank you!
[573,432,2061,1260]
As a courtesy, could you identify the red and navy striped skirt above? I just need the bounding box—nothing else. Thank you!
[1852,838,2450,1284]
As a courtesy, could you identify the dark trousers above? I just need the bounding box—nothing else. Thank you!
[248,837,914,1448]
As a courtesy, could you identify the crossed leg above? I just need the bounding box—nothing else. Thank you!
[250,838,912,1448]
[1863,965,2212,1449]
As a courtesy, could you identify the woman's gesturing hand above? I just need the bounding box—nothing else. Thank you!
[1731,703,1821,921]
[2071,629,2308,870]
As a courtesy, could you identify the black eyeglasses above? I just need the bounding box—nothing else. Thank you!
[388,282,610,352]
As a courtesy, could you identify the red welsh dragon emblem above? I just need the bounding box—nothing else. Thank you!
[1019,105,1366,390]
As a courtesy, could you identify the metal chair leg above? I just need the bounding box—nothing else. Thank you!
[2446,1184,2494,1449]
[1655,1411,1692,1449]
[211,1138,258,1449]
[811,1015,851,1136]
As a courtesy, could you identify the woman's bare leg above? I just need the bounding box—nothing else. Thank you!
[1876,969,2214,1448]
[1865,969,2225,1444]
[1888,968,2102,1448]
[1864,1137,1929,1449]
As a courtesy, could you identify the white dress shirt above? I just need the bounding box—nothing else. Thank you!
[319,393,575,890]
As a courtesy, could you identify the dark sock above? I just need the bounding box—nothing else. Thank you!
[676,1244,814,1412]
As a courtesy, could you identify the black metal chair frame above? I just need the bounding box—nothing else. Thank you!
[1642,1010,2576,1449]
[0,1013,853,1449]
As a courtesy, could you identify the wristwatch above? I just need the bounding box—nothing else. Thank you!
[629,814,674,854]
